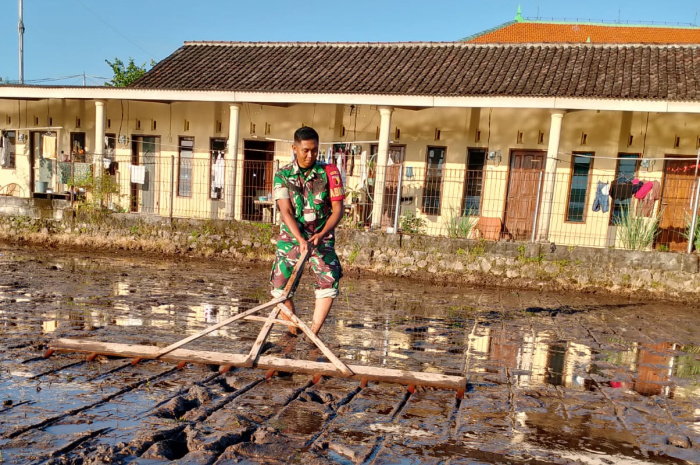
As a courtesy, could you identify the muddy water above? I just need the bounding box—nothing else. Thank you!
[0,245,698,464]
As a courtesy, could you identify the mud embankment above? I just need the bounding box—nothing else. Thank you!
[0,212,698,301]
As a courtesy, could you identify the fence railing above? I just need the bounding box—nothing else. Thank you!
[14,151,700,254]
[348,164,700,253]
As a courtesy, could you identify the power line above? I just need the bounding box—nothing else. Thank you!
[73,0,156,60]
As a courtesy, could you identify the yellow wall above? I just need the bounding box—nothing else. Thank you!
[1,98,698,246]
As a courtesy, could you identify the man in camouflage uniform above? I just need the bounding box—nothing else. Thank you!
[270,127,344,336]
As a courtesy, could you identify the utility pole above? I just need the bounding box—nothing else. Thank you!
[18,0,24,84]
[83,72,86,86]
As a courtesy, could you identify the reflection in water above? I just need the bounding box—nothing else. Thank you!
[1,250,699,402]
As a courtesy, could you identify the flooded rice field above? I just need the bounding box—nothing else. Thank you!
[0,245,699,464]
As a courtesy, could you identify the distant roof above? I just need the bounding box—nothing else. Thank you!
[464,19,700,44]
[130,42,700,101]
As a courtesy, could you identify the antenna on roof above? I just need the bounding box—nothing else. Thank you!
[18,0,24,84]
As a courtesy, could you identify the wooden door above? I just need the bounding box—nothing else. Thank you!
[504,150,545,240]
[242,140,275,221]
[658,157,698,251]
[381,145,406,228]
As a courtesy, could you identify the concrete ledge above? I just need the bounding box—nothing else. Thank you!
[0,212,697,300]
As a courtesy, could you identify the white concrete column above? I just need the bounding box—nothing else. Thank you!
[226,103,241,221]
[371,106,393,228]
[537,109,566,241]
[94,100,106,174]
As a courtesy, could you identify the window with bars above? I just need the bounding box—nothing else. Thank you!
[566,153,593,222]
[423,146,446,215]
[462,148,486,216]
[178,137,194,197]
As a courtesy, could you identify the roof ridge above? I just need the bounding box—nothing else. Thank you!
[520,18,700,30]
[181,41,700,50]
[460,20,518,42]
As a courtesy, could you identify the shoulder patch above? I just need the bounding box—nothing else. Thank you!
[325,164,345,201]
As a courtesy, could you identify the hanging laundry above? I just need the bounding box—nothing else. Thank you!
[359,150,368,187]
[348,151,355,176]
[592,181,610,213]
[637,180,661,217]
[107,161,119,176]
[42,134,57,160]
[609,180,634,200]
[0,132,7,167]
[634,180,654,200]
[58,163,72,184]
[213,154,225,190]
[130,164,146,185]
[631,178,643,195]
[74,163,92,181]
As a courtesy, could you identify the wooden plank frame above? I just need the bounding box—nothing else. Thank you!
[50,339,467,391]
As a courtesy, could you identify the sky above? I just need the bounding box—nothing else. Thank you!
[1,0,699,85]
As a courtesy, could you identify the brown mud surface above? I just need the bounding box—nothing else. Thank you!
[0,245,699,464]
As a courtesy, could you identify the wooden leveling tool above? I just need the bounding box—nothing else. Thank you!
[49,248,467,396]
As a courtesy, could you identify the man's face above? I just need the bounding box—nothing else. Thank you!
[293,139,319,169]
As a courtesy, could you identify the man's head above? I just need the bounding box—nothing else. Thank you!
[293,126,319,169]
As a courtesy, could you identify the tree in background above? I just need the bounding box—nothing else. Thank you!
[105,57,157,87]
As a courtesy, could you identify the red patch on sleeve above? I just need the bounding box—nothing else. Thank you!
[324,164,345,201]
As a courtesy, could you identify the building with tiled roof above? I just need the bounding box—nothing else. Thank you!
[465,6,700,44]
[130,41,700,101]
[2,23,700,250]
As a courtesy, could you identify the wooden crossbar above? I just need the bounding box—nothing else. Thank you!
[50,339,467,390]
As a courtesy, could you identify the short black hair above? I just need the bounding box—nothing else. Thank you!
[294,126,319,144]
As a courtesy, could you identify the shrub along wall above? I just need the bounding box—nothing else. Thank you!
[0,212,698,301]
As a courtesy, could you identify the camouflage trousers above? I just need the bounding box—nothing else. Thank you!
[269,234,342,299]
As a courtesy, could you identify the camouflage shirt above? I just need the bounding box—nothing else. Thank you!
[273,160,344,240]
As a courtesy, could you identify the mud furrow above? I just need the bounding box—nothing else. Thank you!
[137,371,223,420]
[186,377,265,423]
[0,400,34,414]
[201,376,322,464]
[4,367,177,439]
[362,388,414,465]
[27,360,86,380]
[40,427,113,463]
[83,360,135,382]
[304,385,363,448]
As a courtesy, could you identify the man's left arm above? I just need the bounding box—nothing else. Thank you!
[309,199,344,246]
[309,164,345,246]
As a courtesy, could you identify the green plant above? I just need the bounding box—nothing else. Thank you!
[681,212,700,252]
[399,212,426,235]
[70,171,126,218]
[469,238,486,256]
[615,205,662,251]
[445,208,475,238]
[347,245,361,265]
